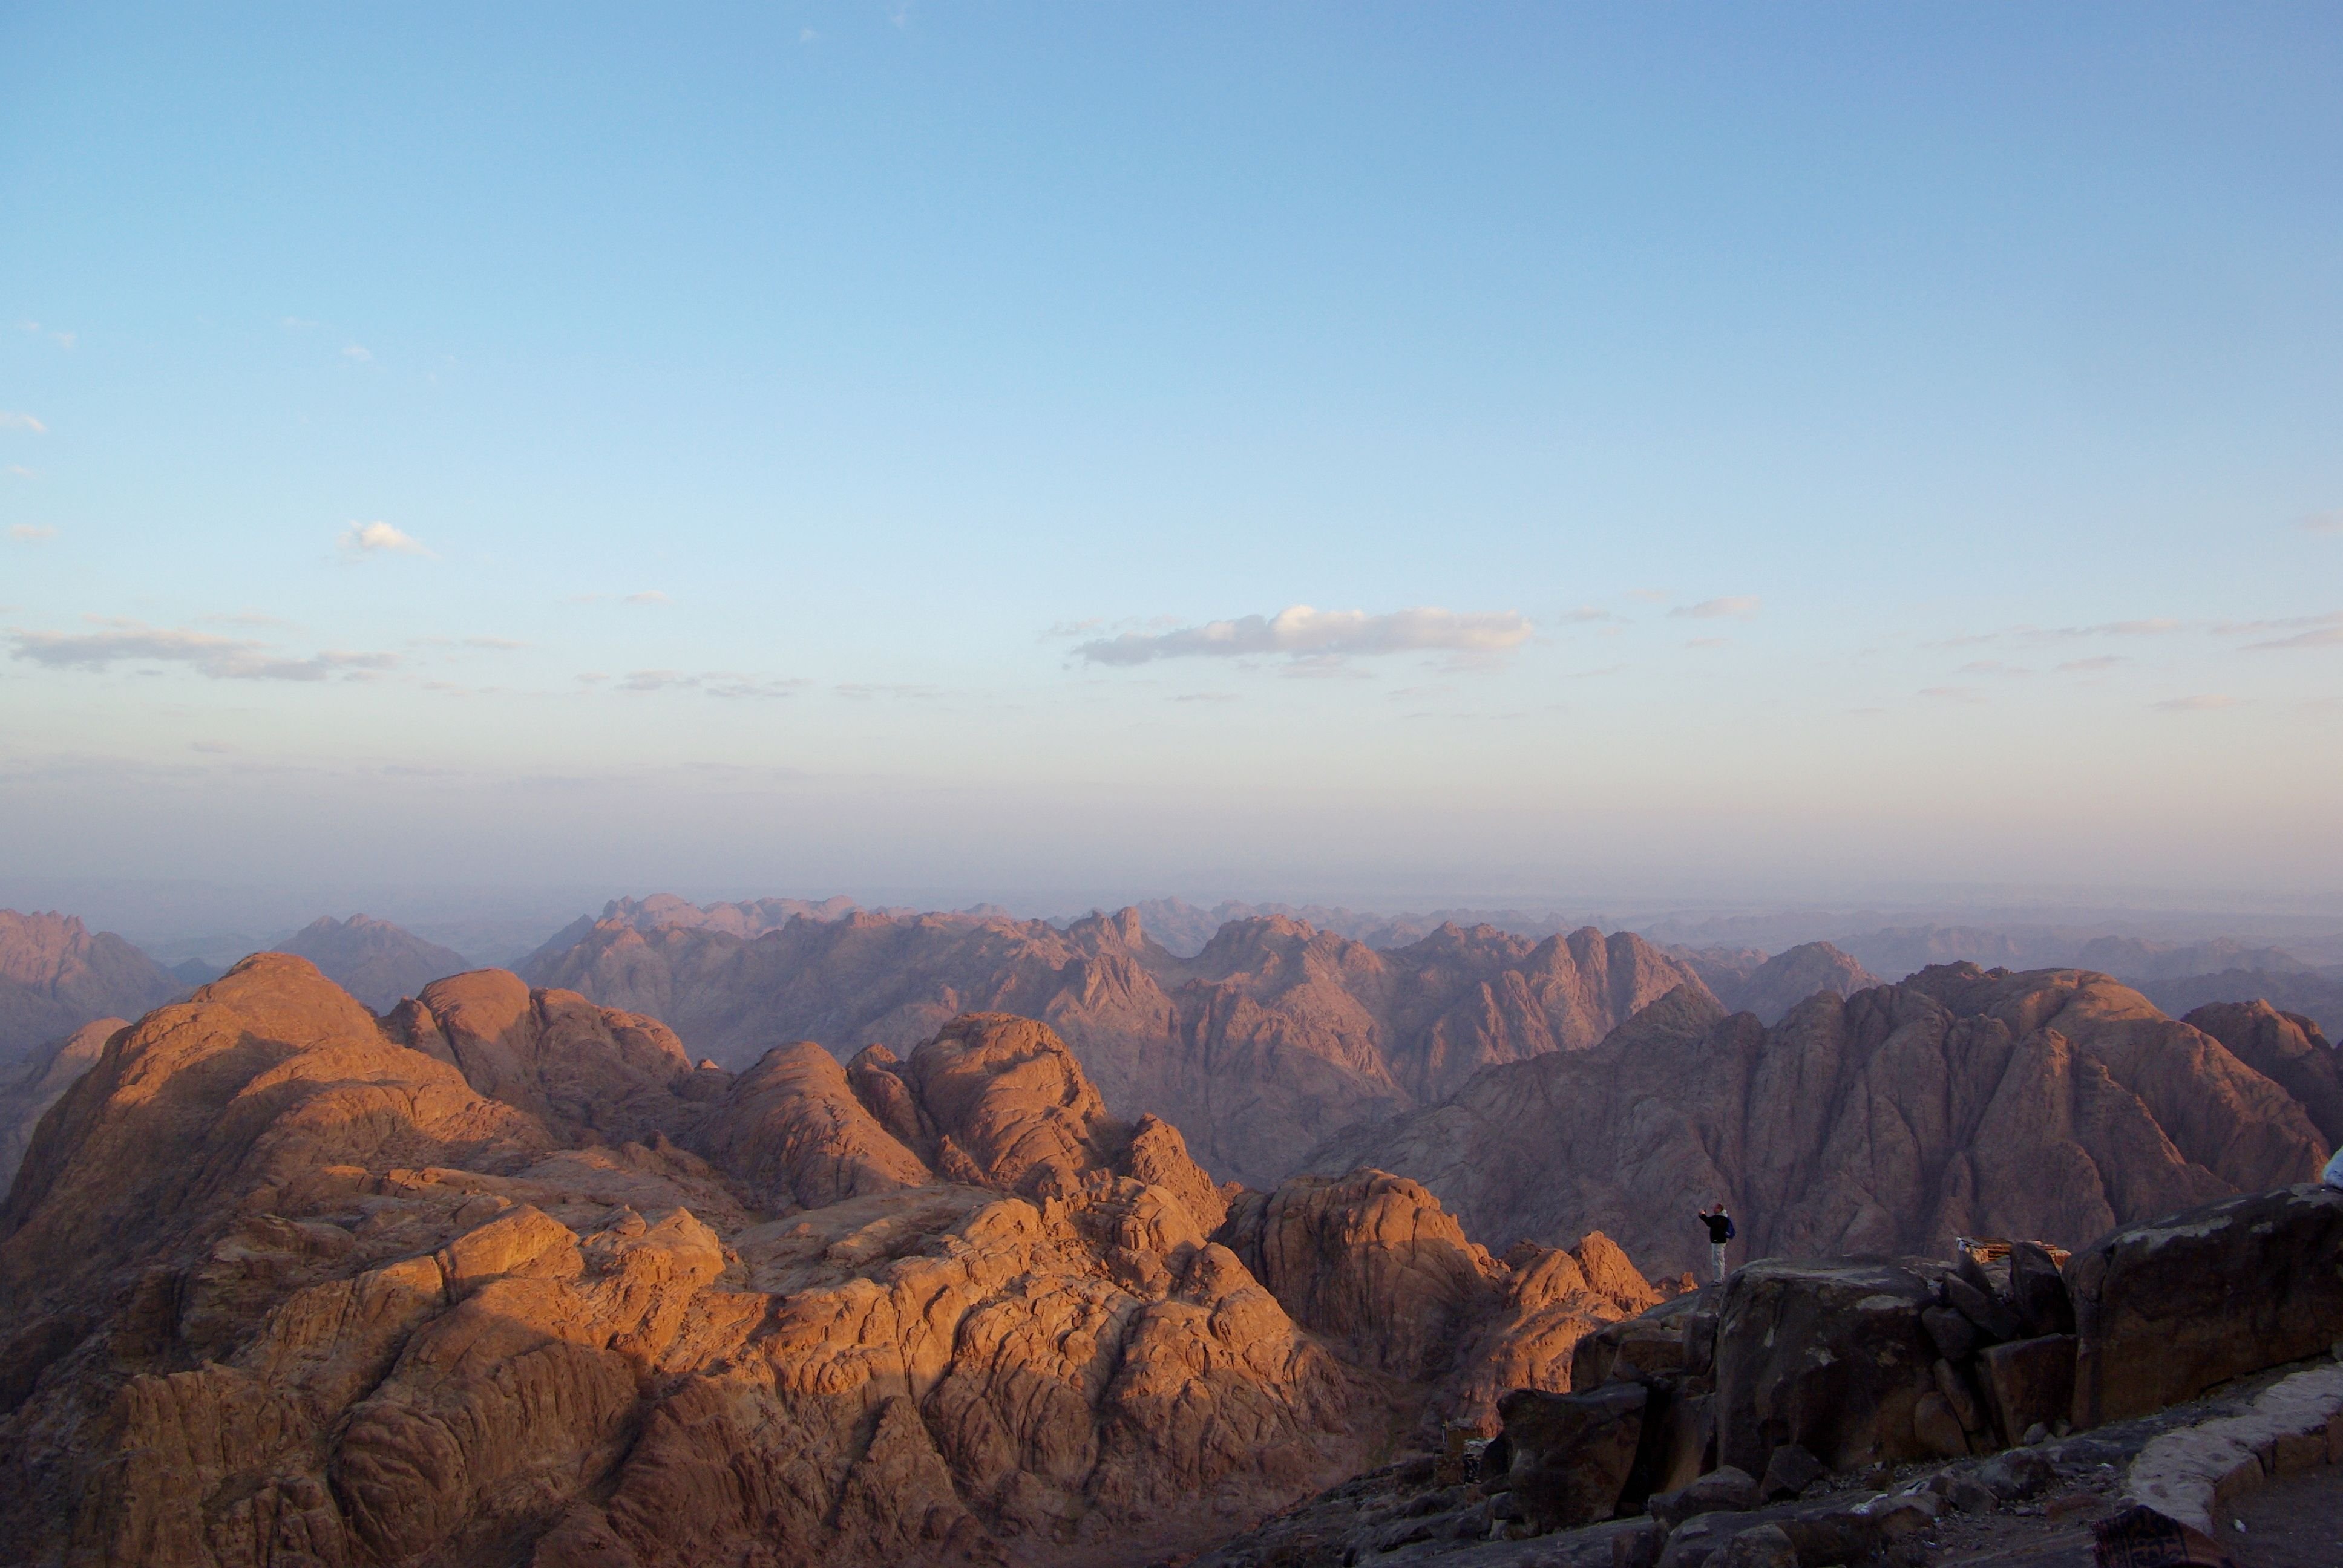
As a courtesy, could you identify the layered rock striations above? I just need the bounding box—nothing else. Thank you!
[522,902,1711,1187]
[0,909,181,1065]
[0,960,1663,1567]
[277,914,474,1012]
[1304,964,2334,1278]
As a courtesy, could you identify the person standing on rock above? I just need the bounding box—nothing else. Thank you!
[1699,1201,1735,1282]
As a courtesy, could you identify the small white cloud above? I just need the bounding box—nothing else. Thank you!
[2299,512,2342,535]
[463,635,525,650]
[281,316,319,330]
[50,330,74,350]
[8,524,57,542]
[5,465,32,479]
[339,520,431,557]
[1073,604,1532,667]
[2054,656,2125,673]
[2153,694,2239,712]
[1670,596,1761,621]
[1625,589,1670,604]
[0,411,49,434]
[623,590,670,605]
[1561,605,1614,623]
[342,344,372,362]
[800,25,818,41]
[1919,686,1985,704]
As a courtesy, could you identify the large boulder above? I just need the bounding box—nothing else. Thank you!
[2068,1183,2343,1426]
[1498,1382,1648,1532]
[1711,1259,1942,1475]
[1977,1334,2075,1446]
[687,1042,932,1210]
[1221,1167,1499,1381]
[904,1013,1124,1196]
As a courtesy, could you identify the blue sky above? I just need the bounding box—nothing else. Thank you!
[3,3,2340,907]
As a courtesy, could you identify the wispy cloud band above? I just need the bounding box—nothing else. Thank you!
[1073,604,1533,667]
[8,617,400,681]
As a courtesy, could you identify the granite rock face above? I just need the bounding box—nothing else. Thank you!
[2180,999,2343,1146]
[4,961,1662,1568]
[522,904,1711,1187]
[687,1040,932,1208]
[1219,1174,1670,1434]
[1498,1382,1649,1532]
[1305,965,2333,1276]
[2066,1182,2343,1427]
[1709,1258,1945,1475]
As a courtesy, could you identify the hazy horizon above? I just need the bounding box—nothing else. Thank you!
[6,5,2340,903]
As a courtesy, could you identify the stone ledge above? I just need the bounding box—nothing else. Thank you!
[2121,1362,2343,1533]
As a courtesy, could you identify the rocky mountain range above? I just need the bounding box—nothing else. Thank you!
[520,904,1712,1188]
[1303,963,2336,1279]
[275,914,474,1012]
[1666,941,1885,1026]
[0,911,181,1068]
[0,957,1668,1567]
[2142,965,2343,1041]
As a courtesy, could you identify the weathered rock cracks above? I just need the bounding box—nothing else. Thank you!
[0,958,1666,1568]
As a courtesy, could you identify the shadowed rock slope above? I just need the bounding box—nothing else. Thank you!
[0,958,1665,1568]
[276,914,474,1012]
[523,903,1711,1187]
[0,910,180,1065]
[1304,964,2335,1278]
[0,1016,123,1200]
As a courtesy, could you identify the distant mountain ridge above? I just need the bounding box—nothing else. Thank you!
[521,898,1712,1187]
[1667,941,1886,1025]
[0,911,182,1066]
[275,914,475,1011]
[1302,962,2337,1278]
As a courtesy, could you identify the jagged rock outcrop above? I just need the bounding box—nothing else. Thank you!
[521,900,1712,1187]
[3,964,1517,1568]
[1304,965,2334,1276]
[687,1042,932,1208]
[0,1017,123,1198]
[2178,999,2343,1145]
[1222,1169,1498,1382]
[1219,1170,1670,1435]
[276,913,473,1011]
[384,969,709,1145]
[0,910,180,1065]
